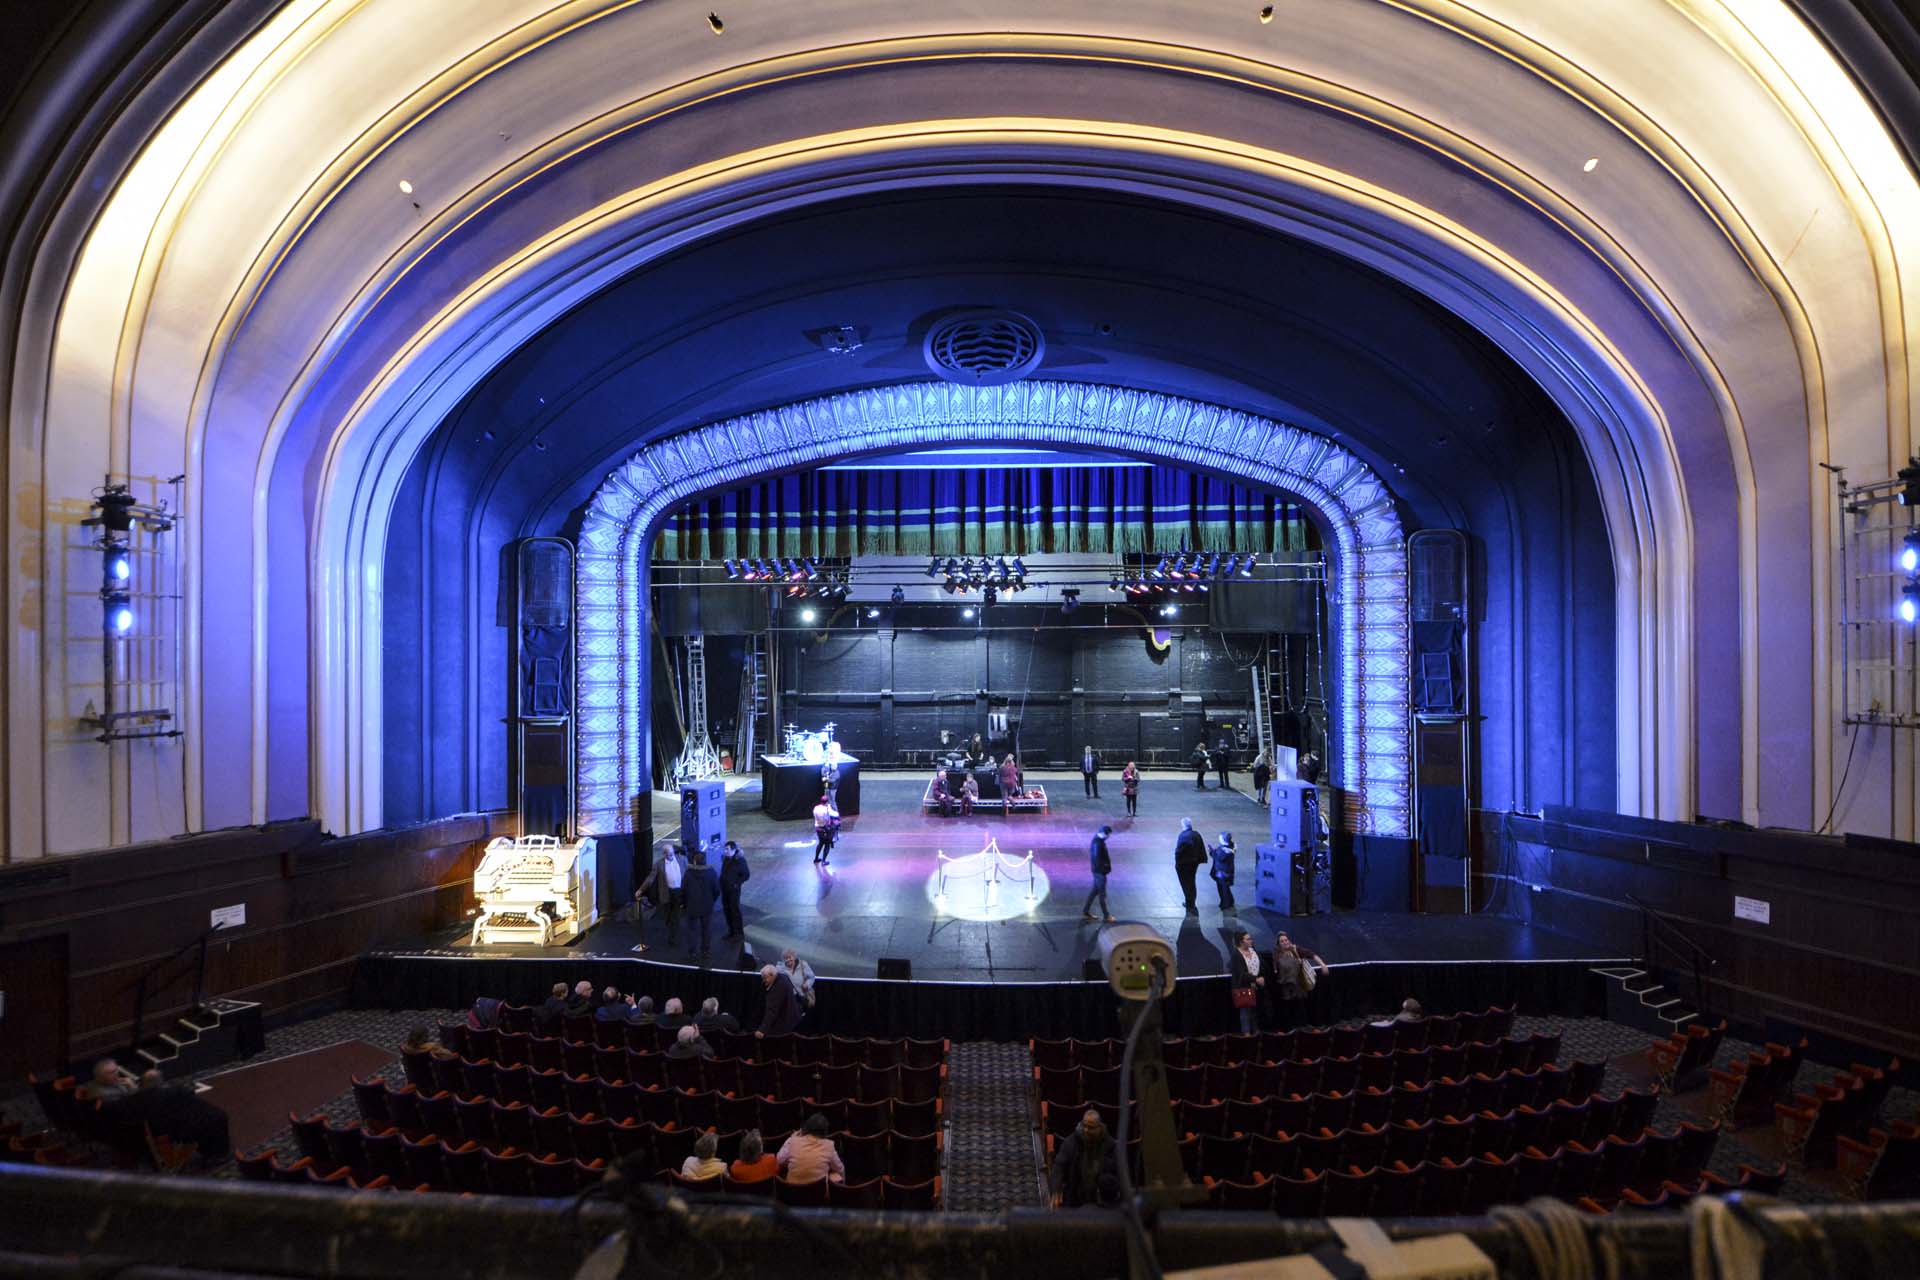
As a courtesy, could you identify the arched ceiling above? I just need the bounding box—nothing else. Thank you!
[6,0,1920,854]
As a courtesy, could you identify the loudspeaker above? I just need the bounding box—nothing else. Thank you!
[1255,842,1324,916]
[678,780,725,853]
[877,958,912,980]
[1268,782,1318,854]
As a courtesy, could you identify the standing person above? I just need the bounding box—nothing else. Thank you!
[1049,1110,1120,1208]
[1190,742,1211,790]
[1228,930,1266,1035]
[638,842,688,949]
[780,949,818,1022]
[1271,931,1331,1029]
[1252,749,1272,805]
[1082,824,1116,922]
[1080,745,1100,797]
[719,839,750,940]
[1210,831,1238,913]
[960,771,979,816]
[682,849,720,960]
[755,963,803,1039]
[820,757,840,805]
[1215,729,1234,790]
[811,792,840,864]
[1173,817,1208,913]
[1121,761,1140,816]
[998,753,1023,815]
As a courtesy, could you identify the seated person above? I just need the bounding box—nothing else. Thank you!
[628,995,657,1026]
[776,1112,845,1183]
[541,982,569,1028]
[666,1023,714,1060]
[464,997,502,1033]
[929,768,955,816]
[680,1130,726,1182]
[694,996,738,1037]
[401,1025,437,1053]
[562,979,595,1017]
[960,772,979,815]
[79,1057,138,1103]
[729,1128,779,1183]
[113,1069,232,1163]
[656,997,689,1033]
[595,987,636,1021]
[1393,997,1424,1023]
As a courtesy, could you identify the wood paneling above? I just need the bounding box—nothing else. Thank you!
[0,813,510,1066]
[1477,806,1920,1058]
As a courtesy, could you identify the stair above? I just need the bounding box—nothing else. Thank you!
[134,997,262,1076]
[1591,965,1698,1037]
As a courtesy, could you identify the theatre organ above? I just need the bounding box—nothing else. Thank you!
[470,834,600,946]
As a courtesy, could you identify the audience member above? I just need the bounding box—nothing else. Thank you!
[666,1024,714,1060]
[776,1113,845,1183]
[756,964,803,1038]
[1050,1110,1120,1208]
[464,997,502,1032]
[79,1057,137,1102]
[729,1129,778,1183]
[1393,997,1424,1023]
[719,840,751,941]
[628,995,657,1026]
[960,772,979,815]
[680,1130,726,1181]
[595,987,636,1021]
[657,997,689,1033]
[780,949,817,1013]
[112,1069,232,1163]
[541,982,569,1027]
[401,1026,436,1053]
[695,996,738,1037]
[562,979,595,1016]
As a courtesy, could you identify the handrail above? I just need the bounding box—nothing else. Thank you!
[127,925,226,1055]
[1627,893,1717,1018]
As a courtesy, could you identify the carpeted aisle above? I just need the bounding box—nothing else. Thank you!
[943,1042,1046,1211]
[198,1040,397,1152]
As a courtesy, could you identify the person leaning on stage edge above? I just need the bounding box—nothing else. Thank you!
[1082,824,1116,922]
[637,841,688,947]
[755,963,803,1038]
[719,840,751,941]
[1271,931,1331,1028]
[1121,760,1140,816]
[1081,744,1100,797]
[1228,929,1266,1035]
[1173,817,1209,912]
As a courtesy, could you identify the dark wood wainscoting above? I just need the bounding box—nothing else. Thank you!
[0,812,512,1067]
[1474,806,1920,1059]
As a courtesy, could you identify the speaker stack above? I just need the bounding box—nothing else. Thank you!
[1254,781,1326,915]
[678,780,726,854]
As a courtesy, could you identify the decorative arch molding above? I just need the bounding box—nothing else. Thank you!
[574,381,1410,838]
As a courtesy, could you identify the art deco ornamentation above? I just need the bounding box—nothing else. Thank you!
[575,382,1410,837]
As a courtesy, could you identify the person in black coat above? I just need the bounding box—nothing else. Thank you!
[1215,729,1234,790]
[1080,745,1100,798]
[682,852,720,959]
[755,964,803,1038]
[1227,930,1266,1035]
[1210,832,1237,912]
[1191,743,1211,790]
[1173,818,1208,912]
[1050,1110,1121,1207]
[1081,825,1114,922]
[719,841,751,940]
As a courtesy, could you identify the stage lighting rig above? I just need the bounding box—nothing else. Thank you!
[1899,459,1920,506]
[1900,530,1920,574]
[982,585,998,606]
[1059,589,1080,614]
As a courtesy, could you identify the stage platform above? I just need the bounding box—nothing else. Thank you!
[351,775,1628,1041]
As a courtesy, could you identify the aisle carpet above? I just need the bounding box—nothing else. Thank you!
[198,1040,396,1151]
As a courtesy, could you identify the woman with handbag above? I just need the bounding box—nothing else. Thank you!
[1228,930,1265,1034]
[1271,932,1329,1029]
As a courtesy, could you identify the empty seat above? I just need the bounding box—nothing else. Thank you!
[882,1176,941,1210]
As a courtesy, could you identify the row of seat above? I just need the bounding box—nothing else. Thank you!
[437,1028,944,1074]
[1043,1063,1615,1135]
[25,1075,186,1170]
[1031,1008,1519,1075]
[1645,1019,1727,1093]
[1835,1120,1920,1200]
[1187,1147,1784,1218]
[296,1109,942,1183]
[1043,1089,1669,1175]
[1705,1039,1807,1130]
[1774,1060,1901,1169]
[401,1051,945,1112]
[1038,1042,1581,1112]
[355,1077,941,1145]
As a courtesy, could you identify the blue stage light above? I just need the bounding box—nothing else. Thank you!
[108,551,131,582]
[1904,583,1920,624]
[962,606,976,619]
[1151,556,1170,579]
[1238,555,1255,577]
[926,557,941,578]
[107,596,134,633]
[1902,530,1920,574]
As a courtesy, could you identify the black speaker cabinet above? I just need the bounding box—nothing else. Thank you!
[1268,781,1318,854]
[679,780,726,853]
[1256,842,1326,916]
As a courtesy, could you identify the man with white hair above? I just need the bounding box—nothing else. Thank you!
[755,963,803,1038]
[656,997,689,1034]
[79,1057,137,1102]
[665,1022,714,1060]
[695,995,738,1037]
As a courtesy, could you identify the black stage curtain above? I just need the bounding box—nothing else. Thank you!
[351,954,1604,1042]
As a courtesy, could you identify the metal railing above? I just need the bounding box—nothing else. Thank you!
[127,926,221,1054]
[1628,893,1718,1018]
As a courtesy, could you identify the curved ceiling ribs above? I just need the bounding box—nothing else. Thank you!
[8,0,1919,853]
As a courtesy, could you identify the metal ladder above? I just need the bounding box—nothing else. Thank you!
[671,634,723,785]
[734,632,771,772]
[1249,662,1275,765]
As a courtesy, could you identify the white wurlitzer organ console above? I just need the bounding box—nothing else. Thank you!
[470,835,599,946]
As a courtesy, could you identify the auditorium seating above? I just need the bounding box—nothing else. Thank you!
[1644,1019,1727,1093]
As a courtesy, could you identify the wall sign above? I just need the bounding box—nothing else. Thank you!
[1732,895,1770,925]
[210,903,246,930]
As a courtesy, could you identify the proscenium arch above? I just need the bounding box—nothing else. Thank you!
[573,381,1411,839]
[318,136,1679,844]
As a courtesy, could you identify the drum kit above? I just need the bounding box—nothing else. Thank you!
[782,722,842,764]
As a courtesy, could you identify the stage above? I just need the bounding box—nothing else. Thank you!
[351,775,1627,1040]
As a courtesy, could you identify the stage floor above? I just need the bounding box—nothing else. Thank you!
[404,774,1621,984]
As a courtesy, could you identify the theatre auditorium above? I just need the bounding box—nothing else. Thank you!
[3,1,1920,1275]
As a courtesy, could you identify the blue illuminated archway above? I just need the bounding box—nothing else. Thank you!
[575,381,1409,836]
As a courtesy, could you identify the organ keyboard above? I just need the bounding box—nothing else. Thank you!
[470,834,599,946]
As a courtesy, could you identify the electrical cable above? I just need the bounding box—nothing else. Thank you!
[1112,959,1169,1280]
[1818,722,1863,834]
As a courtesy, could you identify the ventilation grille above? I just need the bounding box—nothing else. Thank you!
[923,311,1045,385]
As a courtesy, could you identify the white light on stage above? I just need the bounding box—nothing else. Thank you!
[962,606,976,619]
[927,836,1050,922]
[1160,604,1178,617]
[1902,584,1919,624]
[1902,529,1920,573]
[800,607,817,622]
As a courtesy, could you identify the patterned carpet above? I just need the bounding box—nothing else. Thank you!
[945,1042,1047,1210]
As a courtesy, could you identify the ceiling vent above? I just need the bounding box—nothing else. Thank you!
[923,310,1045,386]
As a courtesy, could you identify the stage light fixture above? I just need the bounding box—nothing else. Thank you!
[1160,604,1178,617]
[942,579,958,595]
[1109,577,1122,592]
[926,557,941,578]
[962,606,977,619]
[1060,589,1080,614]
[800,607,818,623]
[890,585,906,605]
[804,559,821,580]
[106,550,131,583]
[1900,460,1920,505]
[1238,555,1255,577]
[983,586,998,606]
[723,559,741,579]
[1012,557,1028,577]
[1901,530,1920,574]
[1197,581,1210,593]
[1152,555,1170,579]
[866,607,881,619]
[1902,583,1919,625]
[106,592,134,634]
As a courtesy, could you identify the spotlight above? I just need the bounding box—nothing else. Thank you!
[105,593,134,634]
[962,606,976,619]
[866,607,881,619]
[95,487,138,533]
[1109,577,1122,592]
[983,586,998,606]
[1197,581,1210,593]
[1204,552,1220,576]
[1238,555,1255,577]
[1901,460,1920,506]
[804,559,821,581]
[1012,557,1028,578]
[1160,604,1178,618]
[800,607,818,623]
[945,558,960,578]
[926,557,941,578]
[890,585,906,605]
[1902,583,1920,625]
[1060,589,1080,614]
[106,550,131,583]
[1152,556,1170,579]
[1172,554,1190,579]
[1902,530,1920,574]
[723,559,741,579]
[787,559,807,581]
